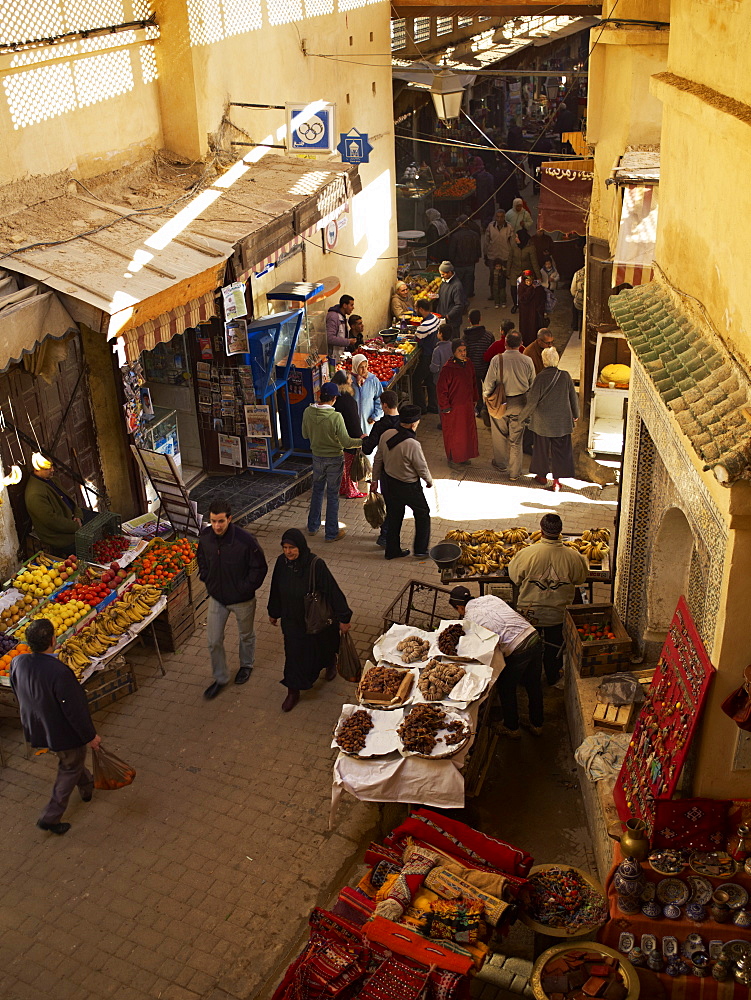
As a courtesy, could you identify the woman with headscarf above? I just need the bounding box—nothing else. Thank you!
[350,354,383,433]
[425,207,450,265]
[518,347,579,493]
[436,339,479,468]
[332,370,367,499]
[505,197,533,233]
[507,229,541,313]
[517,270,547,347]
[390,281,415,320]
[267,528,352,712]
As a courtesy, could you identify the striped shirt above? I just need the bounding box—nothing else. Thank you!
[414,313,442,340]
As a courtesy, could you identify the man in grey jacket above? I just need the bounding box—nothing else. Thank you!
[437,261,467,338]
[483,331,535,480]
[371,402,433,560]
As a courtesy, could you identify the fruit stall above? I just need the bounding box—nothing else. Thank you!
[338,339,421,401]
[433,176,476,225]
[0,532,203,755]
[433,527,612,602]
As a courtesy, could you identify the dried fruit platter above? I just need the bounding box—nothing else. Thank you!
[397,703,472,759]
[331,704,403,758]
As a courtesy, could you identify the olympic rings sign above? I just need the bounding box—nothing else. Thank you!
[287,103,335,153]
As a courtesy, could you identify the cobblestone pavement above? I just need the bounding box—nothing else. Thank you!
[0,410,616,1000]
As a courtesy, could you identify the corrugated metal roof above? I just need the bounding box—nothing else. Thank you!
[0,156,356,332]
[613,149,661,183]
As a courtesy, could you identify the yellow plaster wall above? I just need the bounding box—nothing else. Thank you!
[170,0,397,331]
[0,44,163,186]
[586,31,668,246]
[668,0,751,107]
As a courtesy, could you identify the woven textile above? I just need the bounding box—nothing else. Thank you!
[652,798,727,851]
[365,916,473,975]
[332,887,376,927]
[425,867,508,926]
[374,849,437,919]
[427,899,484,944]
[386,809,533,877]
[358,952,431,1000]
[292,938,368,1000]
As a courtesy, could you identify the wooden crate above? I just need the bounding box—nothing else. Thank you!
[563,603,632,677]
[592,702,634,731]
[592,667,656,731]
[85,659,137,713]
[187,569,206,605]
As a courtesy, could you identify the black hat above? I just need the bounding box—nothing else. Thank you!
[449,586,472,605]
[398,402,422,424]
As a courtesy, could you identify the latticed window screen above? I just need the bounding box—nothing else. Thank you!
[391,17,406,50]
[457,15,473,27]
[265,0,304,26]
[436,16,453,35]
[413,16,430,43]
[1,0,158,128]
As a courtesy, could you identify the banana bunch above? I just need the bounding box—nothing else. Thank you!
[582,528,610,544]
[530,530,542,542]
[581,541,609,563]
[503,527,529,544]
[447,529,472,544]
[469,529,502,545]
[57,644,91,677]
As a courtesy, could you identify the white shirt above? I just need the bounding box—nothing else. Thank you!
[463,595,536,655]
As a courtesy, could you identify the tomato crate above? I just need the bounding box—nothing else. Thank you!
[563,603,632,677]
[75,512,123,563]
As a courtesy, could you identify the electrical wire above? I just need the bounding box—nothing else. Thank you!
[395,128,586,158]
[0,157,220,264]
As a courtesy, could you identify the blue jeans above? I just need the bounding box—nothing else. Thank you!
[308,455,344,540]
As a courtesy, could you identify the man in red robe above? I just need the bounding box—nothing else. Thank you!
[437,339,479,468]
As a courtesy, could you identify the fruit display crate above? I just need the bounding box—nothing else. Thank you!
[563,603,633,677]
[85,659,137,713]
[75,512,122,562]
[187,568,206,606]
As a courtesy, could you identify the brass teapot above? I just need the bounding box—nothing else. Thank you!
[608,817,650,862]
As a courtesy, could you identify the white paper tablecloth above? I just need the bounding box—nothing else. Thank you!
[330,646,505,824]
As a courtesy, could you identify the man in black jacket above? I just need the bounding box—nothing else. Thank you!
[197,499,268,700]
[11,618,101,835]
[437,261,467,339]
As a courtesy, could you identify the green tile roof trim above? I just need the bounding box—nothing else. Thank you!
[609,282,751,486]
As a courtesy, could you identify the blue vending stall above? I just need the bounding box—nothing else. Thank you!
[266,280,328,455]
[241,309,304,474]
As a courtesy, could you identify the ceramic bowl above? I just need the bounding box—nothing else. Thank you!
[663,903,681,920]
[641,900,662,920]
[686,902,707,922]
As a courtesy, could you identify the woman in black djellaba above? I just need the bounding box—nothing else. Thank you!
[267,528,352,712]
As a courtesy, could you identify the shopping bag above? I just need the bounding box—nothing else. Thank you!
[304,556,335,635]
[92,746,136,790]
[363,491,386,529]
[350,450,372,482]
[337,630,363,683]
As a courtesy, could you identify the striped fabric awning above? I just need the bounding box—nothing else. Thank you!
[117,290,218,362]
[612,184,659,287]
[241,199,350,279]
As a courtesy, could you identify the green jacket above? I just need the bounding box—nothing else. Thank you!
[24,474,81,549]
[301,404,362,457]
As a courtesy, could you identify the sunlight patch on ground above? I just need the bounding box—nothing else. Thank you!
[428,476,615,522]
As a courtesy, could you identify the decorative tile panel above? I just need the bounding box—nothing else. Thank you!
[615,361,727,654]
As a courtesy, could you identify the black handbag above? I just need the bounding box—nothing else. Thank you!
[304,556,335,635]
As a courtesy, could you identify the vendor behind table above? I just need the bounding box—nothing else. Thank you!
[507,513,588,687]
[449,586,543,740]
[24,453,88,557]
